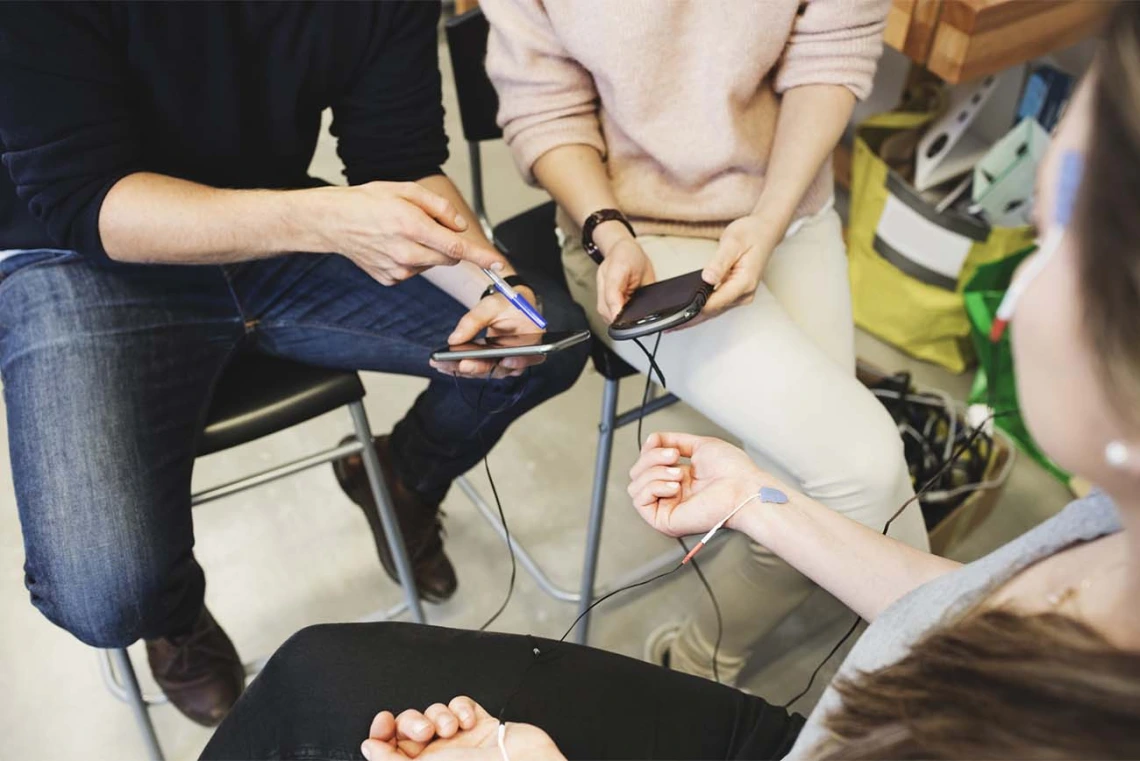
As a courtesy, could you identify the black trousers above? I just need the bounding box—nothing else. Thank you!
[201,623,804,760]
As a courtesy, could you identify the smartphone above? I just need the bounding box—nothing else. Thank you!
[608,270,713,341]
[431,330,590,362]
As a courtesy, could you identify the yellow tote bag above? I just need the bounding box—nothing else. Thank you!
[848,111,1035,373]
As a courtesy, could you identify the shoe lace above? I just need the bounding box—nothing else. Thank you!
[159,619,236,677]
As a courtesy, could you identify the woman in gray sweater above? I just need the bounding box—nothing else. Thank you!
[202,4,1140,759]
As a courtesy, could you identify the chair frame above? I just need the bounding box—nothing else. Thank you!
[455,136,714,644]
[100,397,424,761]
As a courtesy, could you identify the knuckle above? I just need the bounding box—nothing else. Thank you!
[445,237,466,259]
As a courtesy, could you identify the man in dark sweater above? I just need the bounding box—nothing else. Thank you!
[0,2,588,726]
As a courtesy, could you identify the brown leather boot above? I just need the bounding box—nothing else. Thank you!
[333,434,458,603]
[145,606,245,727]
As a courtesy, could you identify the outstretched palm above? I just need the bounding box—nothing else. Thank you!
[628,433,771,537]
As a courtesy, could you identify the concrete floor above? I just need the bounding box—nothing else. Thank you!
[0,36,1075,761]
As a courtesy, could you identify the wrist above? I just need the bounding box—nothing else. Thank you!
[593,218,636,255]
[280,187,337,255]
[748,197,796,238]
[725,475,800,540]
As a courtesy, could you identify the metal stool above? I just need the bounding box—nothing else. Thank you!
[446,10,700,645]
[98,354,425,760]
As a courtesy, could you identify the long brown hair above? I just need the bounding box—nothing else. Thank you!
[1078,0,1140,419]
[817,4,1140,757]
[817,609,1140,759]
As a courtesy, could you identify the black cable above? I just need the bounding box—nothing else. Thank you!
[632,333,664,450]
[780,406,1016,710]
[448,365,525,632]
[558,563,683,642]
[630,332,724,684]
[679,536,723,684]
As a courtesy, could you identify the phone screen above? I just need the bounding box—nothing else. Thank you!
[616,270,710,326]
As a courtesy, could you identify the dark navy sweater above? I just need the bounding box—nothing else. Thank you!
[0,1,448,260]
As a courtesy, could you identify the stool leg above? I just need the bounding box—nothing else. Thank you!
[347,401,427,624]
[108,648,164,761]
[574,377,621,644]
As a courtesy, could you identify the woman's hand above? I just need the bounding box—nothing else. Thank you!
[429,286,546,380]
[628,432,793,537]
[360,696,565,761]
[596,238,656,324]
[693,214,783,326]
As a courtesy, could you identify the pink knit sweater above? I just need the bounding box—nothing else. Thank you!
[483,0,890,239]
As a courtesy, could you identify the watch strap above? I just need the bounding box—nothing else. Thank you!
[582,209,635,265]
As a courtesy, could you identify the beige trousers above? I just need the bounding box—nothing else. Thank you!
[561,207,929,683]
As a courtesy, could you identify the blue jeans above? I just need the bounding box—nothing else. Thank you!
[0,250,588,648]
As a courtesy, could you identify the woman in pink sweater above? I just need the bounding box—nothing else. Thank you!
[483,0,929,684]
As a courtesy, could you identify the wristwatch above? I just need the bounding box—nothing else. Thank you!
[582,208,635,265]
[481,275,531,300]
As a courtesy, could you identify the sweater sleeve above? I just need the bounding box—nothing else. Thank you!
[331,1,449,185]
[773,0,891,101]
[482,0,605,185]
[0,4,143,260]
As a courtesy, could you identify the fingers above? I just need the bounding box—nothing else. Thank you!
[597,261,630,324]
[647,431,705,458]
[701,241,739,287]
[629,444,680,482]
[447,696,481,730]
[396,182,467,232]
[448,297,500,344]
[360,738,403,761]
[423,703,461,739]
[411,212,506,270]
[627,465,684,507]
[395,709,437,744]
[370,711,398,742]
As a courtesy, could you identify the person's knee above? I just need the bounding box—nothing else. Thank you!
[33,574,164,648]
[811,405,912,523]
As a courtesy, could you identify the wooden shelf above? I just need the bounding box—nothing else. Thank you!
[887,0,1107,84]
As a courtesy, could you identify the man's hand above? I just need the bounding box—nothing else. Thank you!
[596,238,656,324]
[360,696,565,761]
[693,215,782,326]
[429,286,546,380]
[628,432,793,537]
[315,181,507,285]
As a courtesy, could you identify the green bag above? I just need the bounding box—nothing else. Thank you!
[963,249,1071,483]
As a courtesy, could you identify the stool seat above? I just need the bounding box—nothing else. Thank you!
[492,201,639,382]
[198,354,365,456]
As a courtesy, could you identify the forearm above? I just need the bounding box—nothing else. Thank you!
[532,144,632,254]
[734,488,960,621]
[752,84,855,233]
[99,172,334,263]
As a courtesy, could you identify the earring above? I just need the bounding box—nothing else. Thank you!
[1105,440,1130,469]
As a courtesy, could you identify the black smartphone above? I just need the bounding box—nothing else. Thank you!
[430,330,590,362]
[608,270,713,341]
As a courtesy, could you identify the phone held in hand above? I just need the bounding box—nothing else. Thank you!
[608,270,713,341]
[430,330,590,362]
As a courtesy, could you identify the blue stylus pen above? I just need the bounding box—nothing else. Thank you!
[482,267,547,329]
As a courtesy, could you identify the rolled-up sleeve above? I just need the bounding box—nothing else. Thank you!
[0,5,143,260]
[331,1,449,185]
[773,0,891,101]
[482,0,604,185]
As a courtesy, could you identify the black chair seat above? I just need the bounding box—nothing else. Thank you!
[198,354,365,456]
[493,202,639,382]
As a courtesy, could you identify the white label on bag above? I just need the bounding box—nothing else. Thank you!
[876,195,973,281]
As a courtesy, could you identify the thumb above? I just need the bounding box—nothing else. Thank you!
[360,738,403,761]
[448,298,498,344]
[702,239,740,286]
